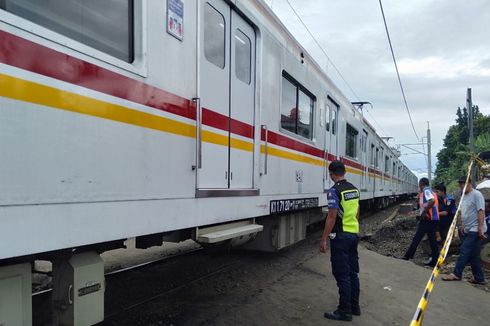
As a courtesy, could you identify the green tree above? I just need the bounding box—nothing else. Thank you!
[434,105,490,188]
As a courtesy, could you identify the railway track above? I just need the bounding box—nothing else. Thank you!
[32,202,408,325]
[32,246,242,325]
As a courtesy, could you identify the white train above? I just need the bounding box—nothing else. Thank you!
[0,0,417,324]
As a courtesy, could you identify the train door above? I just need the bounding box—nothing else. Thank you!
[324,101,331,192]
[360,130,368,189]
[198,1,255,190]
[229,11,255,189]
[328,98,339,160]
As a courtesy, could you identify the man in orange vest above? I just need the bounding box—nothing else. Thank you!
[400,177,440,267]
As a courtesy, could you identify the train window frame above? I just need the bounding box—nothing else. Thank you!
[279,71,316,141]
[0,0,146,76]
[345,123,358,159]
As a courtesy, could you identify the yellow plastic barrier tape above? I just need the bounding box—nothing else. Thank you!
[409,157,478,326]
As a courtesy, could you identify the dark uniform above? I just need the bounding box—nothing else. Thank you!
[327,179,360,315]
[403,187,440,265]
[437,194,456,240]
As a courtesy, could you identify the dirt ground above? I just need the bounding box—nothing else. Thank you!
[360,204,490,293]
[100,233,489,326]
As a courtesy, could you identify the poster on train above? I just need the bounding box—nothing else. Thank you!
[167,0,184,41]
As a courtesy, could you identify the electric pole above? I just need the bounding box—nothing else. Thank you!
[468,88,474,152]
[467,88,476,184]
[427,121,432,183]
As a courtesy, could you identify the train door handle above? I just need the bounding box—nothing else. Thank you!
[261,124,268,175]
[193,97,202,169]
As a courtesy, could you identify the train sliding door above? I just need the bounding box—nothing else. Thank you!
[198,0,255,191]
[229,11,255,189]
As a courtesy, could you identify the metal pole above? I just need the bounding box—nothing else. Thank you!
[467,88,474,152]
[427,121,432,183]
[467,88,476,184]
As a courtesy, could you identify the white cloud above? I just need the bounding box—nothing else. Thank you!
[398,56,490,79]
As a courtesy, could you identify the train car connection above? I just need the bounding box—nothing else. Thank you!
[0,0,418,324]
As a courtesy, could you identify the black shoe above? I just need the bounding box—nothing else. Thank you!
[324,310,352,321]
[351,306,361,316]
[424,258,436,267]
[395,255,409,260]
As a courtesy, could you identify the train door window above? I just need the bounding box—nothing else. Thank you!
[345,124,358,159]
[297,90,314,139]
[204,3,226,69]
[361,130,368,153]
[385,156,390,173]
[280,76,297,134]
[331,106,337,135]
[375,147,379,168]
[234,29,251,84]
[370,144,375,166]
[0,0,134,62]
[325,104,330,132]
[280,72,315,139]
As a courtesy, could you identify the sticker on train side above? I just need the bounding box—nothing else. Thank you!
[270,197,319,214]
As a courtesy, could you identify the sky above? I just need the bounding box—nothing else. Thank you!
[266,0,490,178]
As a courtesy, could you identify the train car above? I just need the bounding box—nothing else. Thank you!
[0,0,418,324]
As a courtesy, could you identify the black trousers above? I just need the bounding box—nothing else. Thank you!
[404,219,439,263]
[330,232,360,314]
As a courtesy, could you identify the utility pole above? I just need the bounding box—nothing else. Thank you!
[467,88,476,184]
[427,121,432,183]
[468,88,474,152]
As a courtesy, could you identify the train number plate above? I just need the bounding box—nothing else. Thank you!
[270,197,319,214]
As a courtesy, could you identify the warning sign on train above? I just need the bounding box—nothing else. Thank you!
[167,0,184,41]
[270,198,319,214]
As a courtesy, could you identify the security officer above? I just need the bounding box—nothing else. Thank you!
[320,160,360,321]
[434,183,456,241]
[401,177,440,266]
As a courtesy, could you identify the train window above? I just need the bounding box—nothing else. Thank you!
[234,29,251,84]
[325,104,330,132]
[385,155,390,173]
[361,130,368,152]
[280,72,315,139]
[375,147,379,167]
[280,76,297,134]
[204,3,225,69]
[345,124,358,158]
[370,144,375,166]
[0,0,134,63]
[297,90,314,139]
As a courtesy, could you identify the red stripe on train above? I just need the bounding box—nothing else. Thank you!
[0,30,389,176]
[0,30,196,120]
[202,108,254,139]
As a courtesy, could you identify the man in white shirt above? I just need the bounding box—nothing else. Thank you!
[442,177,487,284]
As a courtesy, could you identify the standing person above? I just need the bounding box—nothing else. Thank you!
[434,183,457,242]
[400,178,440,267]
[320,160,360,321]
[442,177,487,284]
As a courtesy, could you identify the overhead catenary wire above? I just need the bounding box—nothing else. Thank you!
[285,0,361,102]
[378,0,420,141]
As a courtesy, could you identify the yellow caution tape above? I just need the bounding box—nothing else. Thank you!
[409,156,481,326]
